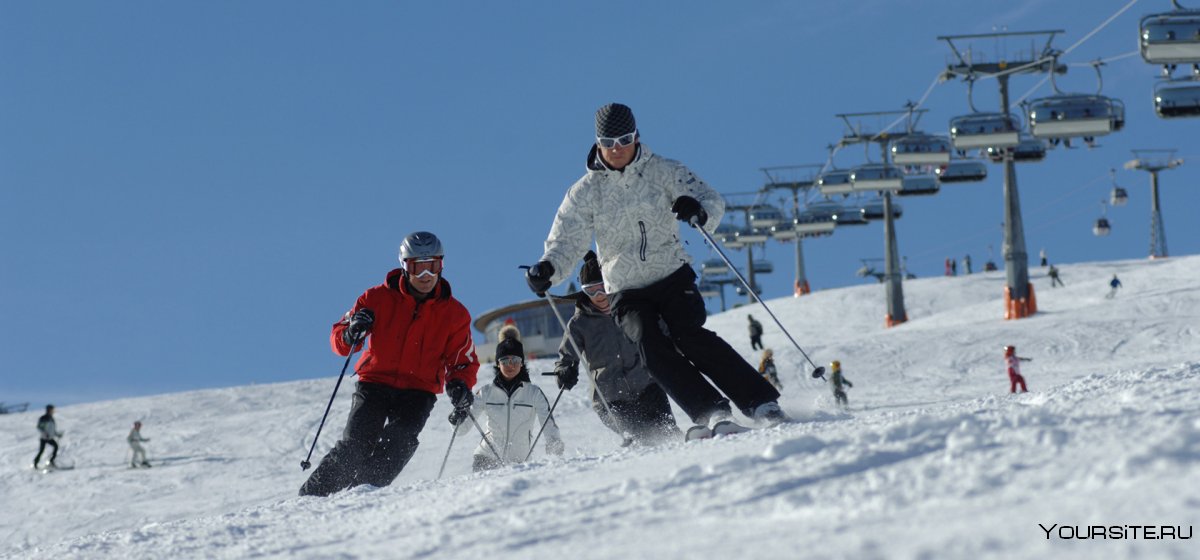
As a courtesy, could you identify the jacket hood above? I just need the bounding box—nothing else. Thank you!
[385,268,452,300]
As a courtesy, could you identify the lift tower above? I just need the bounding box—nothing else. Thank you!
[759,165,824,297]
[938,30,1066,320]
[1125,149,1184,259]
[834,110,912,327]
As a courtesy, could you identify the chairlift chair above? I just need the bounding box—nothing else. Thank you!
[987,135,1047,163]
[1140,10,1200,65]
[752,260,774,274]
[1027,94,1120,139]
[1110,186,1130,206]
[817,169,854,196]
[790,211,837,236]
[748,205,785,229]
[735,227,770,244]
[1154,79,1200,117]
[850,164,903,192]
[700,258,730,279]
[935,160,988,183]
[897,174,940,196]
[697,281,720,298]
[949,112,1021,150]
[890,133,952,166]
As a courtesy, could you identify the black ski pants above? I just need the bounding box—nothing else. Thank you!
[593,383,680,445]
[299,382,436,497]
[610,265,780,424]
[34,439,58,466]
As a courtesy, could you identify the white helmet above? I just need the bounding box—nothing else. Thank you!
[398,231,444,262]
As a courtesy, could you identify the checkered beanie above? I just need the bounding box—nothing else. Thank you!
[595,103,637,138]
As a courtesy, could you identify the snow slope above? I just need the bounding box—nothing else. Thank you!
[3,257,1198,559]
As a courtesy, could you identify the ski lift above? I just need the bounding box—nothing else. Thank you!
[897,174,940,196]
[949,112,1021,149]
[700,258,730,279]
[1109,169,1130,206]
[789,211,837,236]
[748,204,785,228]
[1139,4,1200,65]
[890,133,952,166]
[753,260,774,274]
[735,227,770,244]
[769,223,797,241]
[850,164,903,192]
[817,169,854,196]
[697,281,720,298]
[1027,60,1123,143]
[735,284,762,296]
[1094,200,1112,237]
[987,134,1047,163]
[860,198,903,221]
[1154,79,1200,117]
[715,223,741,246]
[935,160,988,183]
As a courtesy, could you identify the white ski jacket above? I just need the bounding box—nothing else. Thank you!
[457,376,563,463]
[540,144,725,293]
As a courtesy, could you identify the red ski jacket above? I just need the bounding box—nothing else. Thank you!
[331,269,479,394]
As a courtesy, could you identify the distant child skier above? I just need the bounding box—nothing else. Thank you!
[33,404,63,469]
[1048,265,1064,288]
[1004,345,1031,393]
[453,325,563,471]
[1106,274,1122,299]
[829,361,853,409]
[128,421,151,468]
[759,349,782,390]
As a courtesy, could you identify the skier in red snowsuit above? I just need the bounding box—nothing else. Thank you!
[1004,345,1030,393]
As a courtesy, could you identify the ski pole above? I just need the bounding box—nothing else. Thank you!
[300,338,362,471]
[466,409,504,466]
[523,385,565,462]
[689,219,826,384]
[436,423,459,480]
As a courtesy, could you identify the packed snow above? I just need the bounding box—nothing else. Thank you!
[3,256,1197,559]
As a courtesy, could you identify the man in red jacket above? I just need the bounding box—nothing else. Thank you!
[300,231,479,497]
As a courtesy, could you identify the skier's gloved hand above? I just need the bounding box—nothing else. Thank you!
[342,308,375,346]
[446,379,473,409]
[525,261,555,297]
[671,196,707,227]
[555,362,579,390]
[448,407,468,426]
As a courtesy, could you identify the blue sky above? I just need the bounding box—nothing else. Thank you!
[3,1,1196,405]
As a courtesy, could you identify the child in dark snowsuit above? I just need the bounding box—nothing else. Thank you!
[829,361,853,409]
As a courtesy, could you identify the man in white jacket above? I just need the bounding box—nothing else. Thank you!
[526,103,786,435]
[128,421,151,468]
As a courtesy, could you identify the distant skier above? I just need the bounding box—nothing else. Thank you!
[828,361,853,409]
[951,258,958,276]
[1004,345,1031,393]
[962,254,972,275]
[1039,248,1047,267]
[1048,265,1064,288]
[553,251,681,446]
[945,258,953,276]
[1106,274,1122,299]
[33,404,63,469]
[759,349,782,390]
[525,102,785,438]
[128,421,151,468]
[299,231,480,497]
[453,325,563,471]
[747,315,764,350]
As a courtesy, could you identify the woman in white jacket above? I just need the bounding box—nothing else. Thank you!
[452,325,563,471]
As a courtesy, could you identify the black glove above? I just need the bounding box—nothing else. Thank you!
[448,407,468,426]
[525,261,555,296]
[446,379,473,409]
[671,196,707,227]
[342,308,375,346]
[555,362,579,390]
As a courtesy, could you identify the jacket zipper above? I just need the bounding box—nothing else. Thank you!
[638,221,647,261]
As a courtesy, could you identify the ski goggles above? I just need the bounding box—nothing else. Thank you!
[581,282,606,297]
[497,355,524,366]
[596,131,637,149]
[404,257,443,278]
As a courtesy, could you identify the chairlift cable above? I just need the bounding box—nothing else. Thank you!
[1060,0,1143,58]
